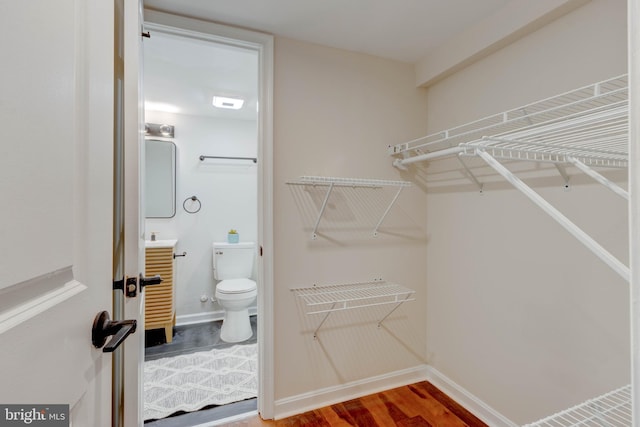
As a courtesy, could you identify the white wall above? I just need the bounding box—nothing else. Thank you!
[421,0,629,424]
[272,37,429,408]
[141,2,630,421]
[145,110,257,323]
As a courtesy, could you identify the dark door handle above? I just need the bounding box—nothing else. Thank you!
[140,274,163,288]
[92,311,137,353]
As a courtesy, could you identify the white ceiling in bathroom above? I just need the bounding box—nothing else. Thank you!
[144,31,259,120]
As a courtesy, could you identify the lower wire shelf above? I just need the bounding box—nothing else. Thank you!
[522,384,630,427]
[291,280,415,339]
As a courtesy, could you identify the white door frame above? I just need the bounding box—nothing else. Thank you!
[141,10,275,420]
[123,1,145,426]
[629,0,640,423]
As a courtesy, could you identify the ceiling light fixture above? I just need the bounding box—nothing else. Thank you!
[212,96,244,110]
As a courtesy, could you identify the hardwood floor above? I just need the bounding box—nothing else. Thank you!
[220,381,487,427]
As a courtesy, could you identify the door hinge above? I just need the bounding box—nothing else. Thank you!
[259,246,263,256]
[113,278,124,292]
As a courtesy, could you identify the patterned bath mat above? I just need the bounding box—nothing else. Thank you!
[144,343,257,421]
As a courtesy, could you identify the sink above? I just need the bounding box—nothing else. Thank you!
[145,239,178,248]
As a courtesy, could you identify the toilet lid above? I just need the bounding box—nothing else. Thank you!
[217,278,256,294]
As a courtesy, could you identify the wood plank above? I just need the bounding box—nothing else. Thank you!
[413,381,487,427]
[276,410,331,426]
[218,382,487,427]
[396,416,432,427]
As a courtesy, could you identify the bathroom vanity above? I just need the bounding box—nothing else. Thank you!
[144,239,177,342]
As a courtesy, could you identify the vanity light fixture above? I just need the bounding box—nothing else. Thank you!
[159,124,173,137]
[212,96,244,110]
[145,123,175,138]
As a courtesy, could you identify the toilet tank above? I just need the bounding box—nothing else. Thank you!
[212,242,255,280]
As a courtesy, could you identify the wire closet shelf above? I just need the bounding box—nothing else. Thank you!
[389,75,628,169]
[522,385,630,427]
[291,280,415,339]
[390,74,630,282]
[386,75,632,426]
[286,176,412,239]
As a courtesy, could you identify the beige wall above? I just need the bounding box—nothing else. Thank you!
[272,37,429,404]
[419,0,629,423]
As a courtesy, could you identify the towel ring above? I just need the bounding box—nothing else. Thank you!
[183,196,201,214]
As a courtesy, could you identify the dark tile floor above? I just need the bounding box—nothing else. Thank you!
[145,316,258,361]
[144,316,258,426]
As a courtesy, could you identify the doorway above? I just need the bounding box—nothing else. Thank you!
[140,12,274,425]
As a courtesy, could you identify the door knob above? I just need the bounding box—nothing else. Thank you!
[140,274,163,288]
[92,311,137,353]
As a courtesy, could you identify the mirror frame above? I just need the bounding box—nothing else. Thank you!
[145,138,177,219]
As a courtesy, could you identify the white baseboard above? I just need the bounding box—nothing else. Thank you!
[425,366,518,427]
[175,306,257,326]
[272,364,516,425]
[173,315,515,426]
[273,365,430,420]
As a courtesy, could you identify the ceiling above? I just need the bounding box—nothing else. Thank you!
[144,32,259,120]
[144,0,513,63]
[142,0,522,120]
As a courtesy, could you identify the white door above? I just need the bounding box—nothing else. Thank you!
[0,1,143,426]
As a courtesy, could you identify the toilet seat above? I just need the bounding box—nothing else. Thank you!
[216,278,256,294]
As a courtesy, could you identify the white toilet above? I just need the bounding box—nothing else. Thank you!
[213,242,257,343]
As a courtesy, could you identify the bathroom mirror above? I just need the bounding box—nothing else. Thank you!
[145,139,176,218]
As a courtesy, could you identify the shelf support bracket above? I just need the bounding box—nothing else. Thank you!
[373,186,405,237]
[567,157,629,200]
[312,182,335,239]
[313,302,336,339]
[377,293,413,328]
[457,155,483,193]
[477,150,629,282]
[555,164,571,190]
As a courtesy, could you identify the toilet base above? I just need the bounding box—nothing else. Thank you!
[220,308,253,343]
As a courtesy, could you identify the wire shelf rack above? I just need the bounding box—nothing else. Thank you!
[522,385,630,427]
[291,281,415,338]
[286,176,412,239]
[287,176,412,188]
[388,74,630,283]
[386,74,632,424]
[467,103,628,167]
[292,281,415,314]
[390,75,628,168]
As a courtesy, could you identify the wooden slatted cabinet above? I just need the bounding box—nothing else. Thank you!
[145,243,176,342]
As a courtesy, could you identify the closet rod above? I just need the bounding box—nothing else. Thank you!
[199,155,257,163]
[393,146,464,168]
